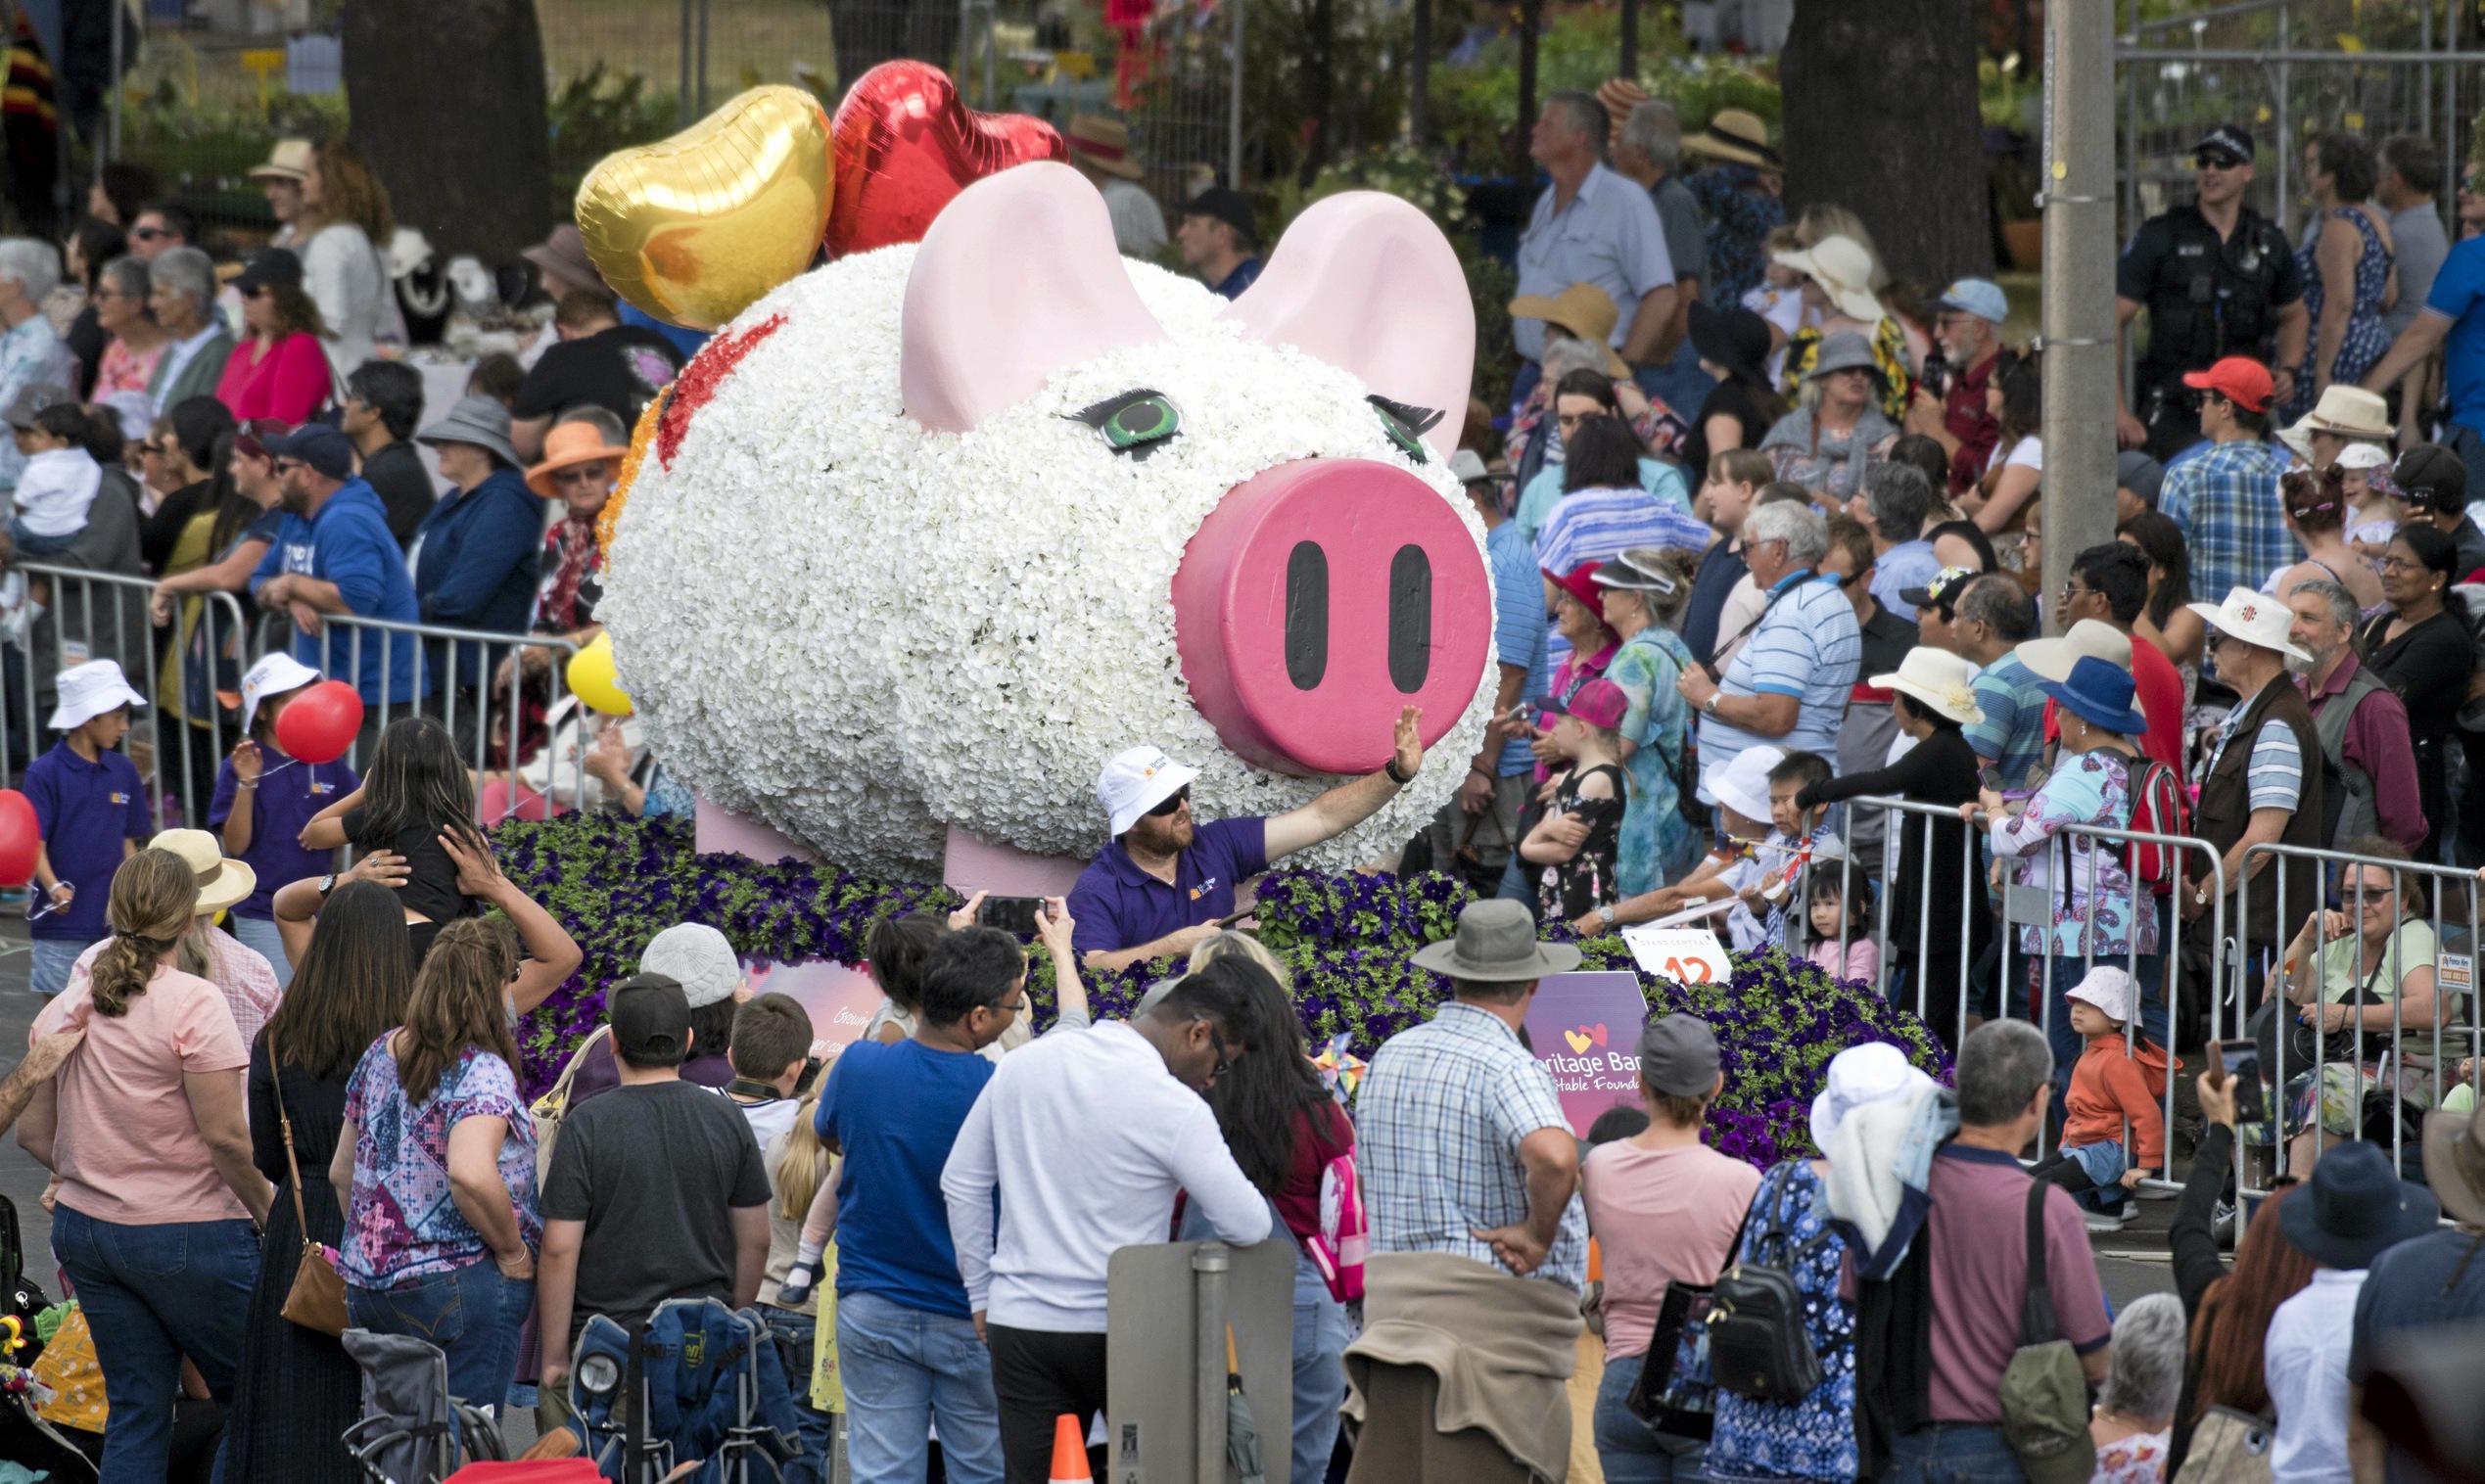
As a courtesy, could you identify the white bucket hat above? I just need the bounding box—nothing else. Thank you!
[1809,1042,1935,1151]
[2336,441,2393,472]
[148,828,257,917]
[1703,743,1784,822]
[1867,647,1984,725]
[48,659,147,731]
[1772,234,1884,323]
[241,652,321,731]
[2014,619,2133,684]
[2066,964,2137,1025]
[2186,584,2311,663]
[1098,745,1200,837]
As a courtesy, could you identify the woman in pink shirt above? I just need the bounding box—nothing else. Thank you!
[214,247,331,424]
[20,849,275,1482]
[1581,1013,1761,1481]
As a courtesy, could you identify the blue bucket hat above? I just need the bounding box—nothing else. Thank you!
[2035,655,2149,736]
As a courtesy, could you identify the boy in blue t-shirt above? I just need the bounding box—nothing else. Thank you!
[23,660,153,995]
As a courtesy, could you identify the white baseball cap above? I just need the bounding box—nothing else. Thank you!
[2336,441,2393,472]
[241,652,321,730]
[1702,743,1784,823]
[47,659,146,731]
[1098,745,1200,837]
[1808,1042,1936,1151]
[640,922,743,1010]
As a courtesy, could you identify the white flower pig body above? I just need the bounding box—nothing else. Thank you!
[598,162,1495,877]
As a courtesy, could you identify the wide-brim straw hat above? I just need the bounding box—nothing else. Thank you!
[2299,385,2394,441]
[150,828,258,917]
[2421,1100,2485,1228]
[1868,647,1984,725]
[1509,283,1632,381]
[1683,108,1781,172]
[1065,114,1146,180]
[1776,235,1884,323]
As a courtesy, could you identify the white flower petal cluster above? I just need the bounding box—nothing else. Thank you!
[598,245,1494,877]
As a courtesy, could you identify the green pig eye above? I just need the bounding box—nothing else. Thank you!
[1069,389,1183,460]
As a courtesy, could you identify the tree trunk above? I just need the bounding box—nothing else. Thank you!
[1780,0,1992,285]
[343,0,551,263]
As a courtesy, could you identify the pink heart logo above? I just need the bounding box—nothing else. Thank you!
[1590,1023,1610,1047]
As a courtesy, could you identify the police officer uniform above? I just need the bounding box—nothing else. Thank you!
[2119,125,2306,459]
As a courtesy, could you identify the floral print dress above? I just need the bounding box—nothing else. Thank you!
[1536,762,1625,921]
[1687,164,1787,309]
[1607,624,1702,895]
[340,1038,540,1288]
[1989,749,2159,961]
[1706,1161,1857,1483]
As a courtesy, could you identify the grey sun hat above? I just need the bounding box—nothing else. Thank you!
[1803,329,1884,385]
[1409,899,1582,982]
[416,394,522,469]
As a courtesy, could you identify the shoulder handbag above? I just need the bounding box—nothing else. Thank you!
[531,1024,613,1184]
[0,1193,48,1365]
[1996,1177,2096,1484]
[2172,1405,2274,1484]
[1704,1163,1833,1406]
[270,1034,350,1336]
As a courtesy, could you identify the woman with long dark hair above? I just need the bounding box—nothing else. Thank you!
[1971,349,2041,534]
[1180,942,1353,1484]
[306,715,491,963]
[2361,522,2474,858]
[224,879,414,1480]
[330,915,541,1410]
[214,248,331,423]
[2119,511,2205,704]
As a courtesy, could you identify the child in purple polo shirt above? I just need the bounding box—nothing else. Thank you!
[23,660,153,996]
[209,653,359,986]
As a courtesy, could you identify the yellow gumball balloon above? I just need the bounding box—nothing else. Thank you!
[569,632,633,717]
[575,85,834,332]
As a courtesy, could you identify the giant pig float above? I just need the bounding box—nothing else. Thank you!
[595,158,1496,886]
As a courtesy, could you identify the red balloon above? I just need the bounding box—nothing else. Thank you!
[274,680,364,765]
[825,62,1067,257]
[0,790,37,889]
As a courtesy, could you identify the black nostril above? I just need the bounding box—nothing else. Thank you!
[1388,543,1431,693]
[1285,540,1329,690]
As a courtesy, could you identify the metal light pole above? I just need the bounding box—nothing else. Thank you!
[2040,0,2116,635]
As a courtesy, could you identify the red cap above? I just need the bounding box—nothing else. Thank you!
[2181,355,2274,413]
[1544,562,1611,617]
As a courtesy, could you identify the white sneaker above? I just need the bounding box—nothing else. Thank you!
[2084,1208,2128,1233]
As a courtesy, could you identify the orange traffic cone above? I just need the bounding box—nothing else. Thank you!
[1050,1413,1094,1483]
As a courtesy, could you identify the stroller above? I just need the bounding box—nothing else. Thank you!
[341,1327,510,1482]
[562,1298,805,1483]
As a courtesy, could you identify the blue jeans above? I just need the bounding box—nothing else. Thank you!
[1592,1351,1709,1482]
[835,1288,1004,1484]
[1289,1253,1349,1484]
[347,1259,534,1412]
[29,936,90,996]
[51,1204,259,1484]
[760,1304,838,1484]
[1885,1421,2026,1482]
[226,912,292,988]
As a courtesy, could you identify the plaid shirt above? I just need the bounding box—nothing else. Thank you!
[1356,1000,1587,1291]
[2160,437,2296,608]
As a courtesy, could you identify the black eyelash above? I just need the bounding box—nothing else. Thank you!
[1366,395,1444,438]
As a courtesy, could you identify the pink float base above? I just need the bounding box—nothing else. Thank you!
[692,795,1085,898]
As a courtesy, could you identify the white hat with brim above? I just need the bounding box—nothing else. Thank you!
[2186,584,2311,663]
[1809,1042,1935,1151]
[1773,236,1884,324]
[149,828,258,917]
[2065,964,2137,1024]
[1867,647,1984,725]
[247,138,314,182]
[2336,441,2394,472]
[48,660,147,730]
[1703,743,1784,822]
[2299,385,2394,441]
[2277,417,2316,463]
[1099,745,1201,837]
[2014,619,2133,684]
[241,651,321,731]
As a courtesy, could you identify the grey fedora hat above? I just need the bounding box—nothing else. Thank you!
[416,393,523,470]
[1409,899,1582,982]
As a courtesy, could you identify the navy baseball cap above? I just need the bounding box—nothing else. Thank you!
[2193,125,2255,163]
[260,423,355,481]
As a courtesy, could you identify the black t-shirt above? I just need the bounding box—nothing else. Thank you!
[1856,603,1916,682]
[511,325,684,429]
[539,1079,773,1337]
[2116,205,2306,394]
[139,478,210,576]
[1681,379,1773,478]
[359,441,439,548]
[342,805,476,928]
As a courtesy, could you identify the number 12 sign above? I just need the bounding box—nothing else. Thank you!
[1621,925,1734,986]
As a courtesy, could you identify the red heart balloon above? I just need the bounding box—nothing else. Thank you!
[0,790,37,888]
[826,62,1068,257]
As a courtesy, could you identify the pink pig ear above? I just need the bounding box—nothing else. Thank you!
[901,162,1166,433]
[1220,192,1476,461]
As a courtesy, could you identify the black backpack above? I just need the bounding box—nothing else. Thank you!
[1706,1164,1834,1405]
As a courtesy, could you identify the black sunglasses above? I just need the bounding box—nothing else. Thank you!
[1147,787,1190,818]
[2195,152,2245,170]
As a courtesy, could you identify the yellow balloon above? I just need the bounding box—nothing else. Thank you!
[569,632,633,717]
[575,85,834,332]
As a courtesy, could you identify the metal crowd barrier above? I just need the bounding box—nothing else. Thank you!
[7,561,251,830]
[2235,841,2485,1202]
[1808,796,2230,1186]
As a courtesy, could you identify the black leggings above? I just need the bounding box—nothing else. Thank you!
[987,1324,1107,1484]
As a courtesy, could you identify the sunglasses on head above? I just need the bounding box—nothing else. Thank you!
[1147,787,1190,818]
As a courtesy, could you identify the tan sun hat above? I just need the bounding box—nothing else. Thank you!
[1064,115,1145,181]
[2015,619,2134,683]
[149,829,258,918]
[1682,108,1781,171]
[1867,647,1983,725]
[1508,282,1631,380]
[249,138,314,183]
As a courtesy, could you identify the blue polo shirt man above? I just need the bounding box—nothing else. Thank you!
[1068,725,1430,971]
[24,661,153,996]
[248,425,425,708]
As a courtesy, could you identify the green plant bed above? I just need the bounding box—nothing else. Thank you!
[492,813,1948,1169]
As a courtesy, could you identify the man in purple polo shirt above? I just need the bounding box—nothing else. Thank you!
[1069,707,1428,972]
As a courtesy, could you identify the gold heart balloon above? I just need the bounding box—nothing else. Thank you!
[575,85,834,332]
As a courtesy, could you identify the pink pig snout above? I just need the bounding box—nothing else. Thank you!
[1171,458,1492,777]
